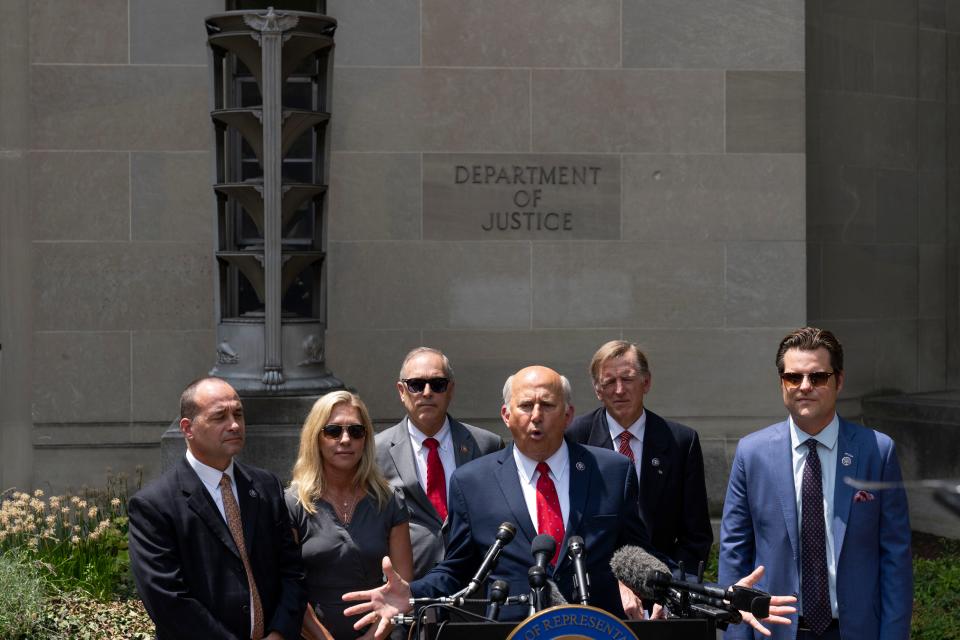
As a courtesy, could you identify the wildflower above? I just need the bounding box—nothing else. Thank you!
[45,515,56,525]
[88,506,98,518]
[26,537,38,550]
[70,496,81,505]
[77,500,88,509]
[89,531,100,541]
[33,489,44,498]
[30,498,45,512]
[61,506,70,515]
[111,498,121,508]
[71,535,80,544]
[72,524,80,533]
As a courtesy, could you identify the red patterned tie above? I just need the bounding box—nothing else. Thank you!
[535,462,565,564]
[617,431,636,463]
[423,438,448,520]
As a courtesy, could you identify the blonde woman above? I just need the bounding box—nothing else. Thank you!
[286,391,413,639]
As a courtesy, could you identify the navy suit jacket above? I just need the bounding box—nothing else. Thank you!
[128,458,305,640]
[410,442,655,620]
[719,418,912,640]
[566,407,713,570]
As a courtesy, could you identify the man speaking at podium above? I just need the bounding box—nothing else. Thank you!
[344,365,794,638]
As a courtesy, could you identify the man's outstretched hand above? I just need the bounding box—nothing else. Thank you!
[342,556,412,640]
[736,565,797,637]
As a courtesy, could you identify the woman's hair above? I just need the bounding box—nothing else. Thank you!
[289,390,392,514]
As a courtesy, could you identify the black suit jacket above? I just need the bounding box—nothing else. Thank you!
[566,407,713,569]
[128,458,305,640]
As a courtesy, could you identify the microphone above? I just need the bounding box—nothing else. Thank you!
[455,522,517,599]
[566,536,590,605]
[529,534,556,614]
[610,546,771,619]
[485,579,509,620]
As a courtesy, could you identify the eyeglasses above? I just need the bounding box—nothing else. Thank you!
[321,424,366,440]
[401,377,450,394]
[780,371,836,389]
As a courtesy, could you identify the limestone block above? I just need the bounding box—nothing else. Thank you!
[324,329,421,420]
[876,169,918,243]
[532,70,723,153]
[31,65,208,151]
[622,0,802,70]
[724,242,806,328]
[32,331,131,423]
[328,152,421,241]
[33,242,213,331]
[131,152,212,242]
[920,243,947,318]
[530,242,724,329]
[132,330,215,422]
[30,0,127,63]
[725,71,804,153]
[422,0,619,68]
[622,154,804,242]
[875,22,918,98]
[327,241,531,330]
[30,151,129,241]
[332,68,529,152]
[329,0,420,67]
[130,0,220,65]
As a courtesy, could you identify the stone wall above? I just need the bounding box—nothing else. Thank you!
[4,1,810,507]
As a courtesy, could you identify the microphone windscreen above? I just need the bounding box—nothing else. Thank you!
[546,579,568,606]
[532,533,557,558]
[609,545,669,600]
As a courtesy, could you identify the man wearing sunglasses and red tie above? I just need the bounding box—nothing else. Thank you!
[719,327,912,640]
[376,347,504,579]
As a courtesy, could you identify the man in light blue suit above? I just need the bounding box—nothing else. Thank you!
[720,327,912,640]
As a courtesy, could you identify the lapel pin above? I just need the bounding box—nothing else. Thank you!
[651,458,660,467]
[249,489,257,497]
[460,445,469,455]
[575,461,586,471]
[841,454,853,467]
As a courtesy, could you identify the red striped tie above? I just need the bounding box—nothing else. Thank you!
[617,431,636,463]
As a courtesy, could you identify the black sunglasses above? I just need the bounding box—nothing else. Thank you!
[780,371,836,389]
[322,424,367,440]
[401,377,450,394]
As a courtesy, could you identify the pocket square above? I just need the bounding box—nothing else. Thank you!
[854,490,875,503]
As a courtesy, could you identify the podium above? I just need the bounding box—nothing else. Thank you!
[412,604,717,640]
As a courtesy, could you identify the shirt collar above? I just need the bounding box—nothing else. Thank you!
[789,413,839,452]
[605,408,646,441]
[185,448,236,490]
[513,440,570,484]
[407,416,452,451]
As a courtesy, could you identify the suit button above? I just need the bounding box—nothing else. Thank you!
[242,605,250,613]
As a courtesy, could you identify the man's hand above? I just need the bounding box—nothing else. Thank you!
[735,565,797,637]
[342,557,412,640]
[617,580,645,620]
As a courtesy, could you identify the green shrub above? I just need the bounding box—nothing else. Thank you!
[34,590,154,640]
[912,538,960,640]
[0,552,46,639]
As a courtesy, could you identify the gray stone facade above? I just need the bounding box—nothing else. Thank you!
[0,0,955,532]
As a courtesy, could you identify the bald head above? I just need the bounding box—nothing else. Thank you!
[501,365,574,462]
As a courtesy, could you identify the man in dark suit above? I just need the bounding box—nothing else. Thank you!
[376,347,504,578]
[566,340,713,570]
[128,377,304,640]
[719,328,912,640]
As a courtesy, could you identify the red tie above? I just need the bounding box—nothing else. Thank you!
[423,438,448,521]
[617,431,636,463]
[535,462,565,564]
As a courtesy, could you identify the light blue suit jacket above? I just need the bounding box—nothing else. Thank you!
[719,418,912,640]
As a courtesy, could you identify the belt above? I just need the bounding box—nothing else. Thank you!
[797,616,840,632]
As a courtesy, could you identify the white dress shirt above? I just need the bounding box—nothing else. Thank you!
[790,414,840,618]
[512,441,571,533]
[605,409,646,479]
[185,448,238,522]
[407,416,456,498]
